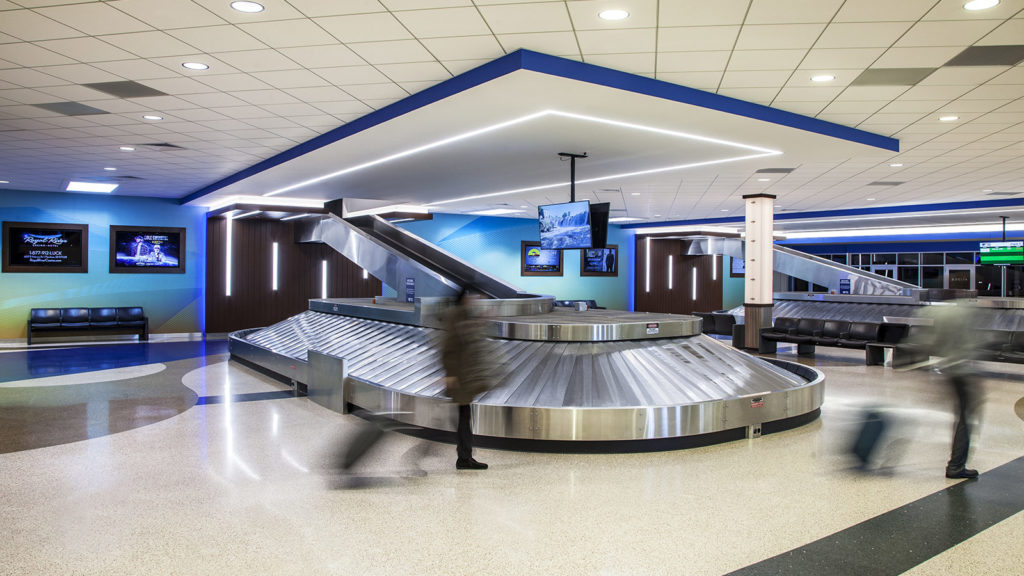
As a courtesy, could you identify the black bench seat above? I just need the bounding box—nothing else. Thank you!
[28,307,148,345]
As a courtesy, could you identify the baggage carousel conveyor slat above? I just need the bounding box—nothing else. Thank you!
[231,310,824,445]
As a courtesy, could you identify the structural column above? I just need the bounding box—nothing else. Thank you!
[742,193,775,350]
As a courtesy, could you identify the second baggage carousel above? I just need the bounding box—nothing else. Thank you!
[230,297,825,449]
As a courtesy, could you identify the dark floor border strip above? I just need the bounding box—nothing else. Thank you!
[195,390,296,405]
[726,455,1024,576]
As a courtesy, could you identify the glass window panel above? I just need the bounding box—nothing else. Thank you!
[922,253,944,265]
[898,253,919,265]
[946,252,974,264]
[872,253,897,265]
[831,254,847,264]
[897,266,919,285]
[921,266,943,288]
[976,265,1002,297]
[850,254,860,265]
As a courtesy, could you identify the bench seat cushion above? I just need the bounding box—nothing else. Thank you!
[30,308,62,327]
[60,308,91,327]
[117,307,146,326]
[90,307,118,327]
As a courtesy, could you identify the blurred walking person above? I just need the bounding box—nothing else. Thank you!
[442,290,498,470]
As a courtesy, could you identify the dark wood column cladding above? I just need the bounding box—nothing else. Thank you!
[633,236,723,314]
[206,217,381,333]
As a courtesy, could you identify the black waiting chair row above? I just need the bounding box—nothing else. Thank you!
[758,317,916,356]
[28,307,148,345]
[694,311,736,336]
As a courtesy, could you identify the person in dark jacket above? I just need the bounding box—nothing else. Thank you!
[441,290,497,470]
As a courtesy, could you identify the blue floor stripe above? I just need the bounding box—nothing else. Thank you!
[727,455,1024,575]
[0,340,229,383]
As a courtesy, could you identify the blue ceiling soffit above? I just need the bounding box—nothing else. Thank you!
[180,49,900,205]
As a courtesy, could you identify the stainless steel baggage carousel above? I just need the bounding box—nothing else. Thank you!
[230,297,824,450]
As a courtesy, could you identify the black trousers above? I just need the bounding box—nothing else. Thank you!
[457,403,472,461]
[947,373,973,473]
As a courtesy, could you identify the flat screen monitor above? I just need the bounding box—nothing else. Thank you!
[521,241,562,276]
[2,221,88,273]
[580,245,617,277]
[110,225,185,273]
[979,241,1023,265]
[539,200,591,250]
[589,202,610,249]
[730,257,745,277]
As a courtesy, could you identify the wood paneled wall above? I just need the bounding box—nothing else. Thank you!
[206,217,381,333]
[633,236,723,314]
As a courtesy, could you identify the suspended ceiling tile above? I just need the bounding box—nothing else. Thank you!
[877,99,944,113]
[1,43,76,67]
[238,19,339,48]
[477,2,572,34]
[37,3,152,36]
[923,0,1024,22]
[899,84,975,101]
[977,19,1024,46]
[340,82,407,100]
[278,44,366,68]
[382,0,470,9]
[99,31,199,58]
[745,0,843,24]
[282,85,355,102]
[876,46,967,68]
[92,59,179,80]
[374,61,451,82]
[393,7,492,38]
[838,85,913,100]
[314,12,412,43]
[719,69,792,89]
[211,49,300,73]
[716,87,780,105]
[833,0,935,22]
[816,22,914,49]
[920,66,1009,86]
[577,29,656,55]
[231,89,301,106]
[196,73,273,92]
[35,37,138,63]
[895,20,1003,48]
[250,69,332,89]
[108,0,227,29]
[37,84,113,102]
[0,9,83,41]
[657,26,739,53]
[728,49,807,72]
[169,25,267,53]
[178,91,250,107]
[584,53,656,75]
[496,32,581,57]
[309,99,372,115]
[774,86,845,101]
[735,24,826,50]
[658,0,749,27]
[313,65,390,85]
[148,54,240,76]
[420,35,505,62]
[822,100,887,114]
[0,67,66,88]
[347,40,435,65]
[657,51,731,73]
[798,48,886,70]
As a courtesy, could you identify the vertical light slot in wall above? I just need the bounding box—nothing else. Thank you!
[645,237,651,293]
[225,216,233,297]
[321,260,328,299]
[692,267,697,301]
[667,255,673,290]
[362,269,368,280]
[712,256,717,281]
[271,242,279,291]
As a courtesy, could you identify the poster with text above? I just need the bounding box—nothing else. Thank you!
[2,221,88,273]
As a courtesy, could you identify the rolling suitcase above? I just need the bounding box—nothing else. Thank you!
[851,410,888,468]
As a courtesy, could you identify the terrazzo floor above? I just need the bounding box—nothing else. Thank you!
[1,338,1022,575]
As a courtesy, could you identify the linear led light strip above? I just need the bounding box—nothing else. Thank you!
[225,213,234,297]
[692,267,697,301]
[321,261,328,299]
[645,237,651,293]
[272,242,278,291]
[777,208,1024,227]
[783,222,1024,239]
[207,194,325,211]
[667,255,673,290]
[259,109,781,200]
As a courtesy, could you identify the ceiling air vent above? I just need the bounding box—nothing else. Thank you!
[33,102,108,116]
[141,142,186,150]
[850,68,935,86]
[946,45,1024,67]
[755,168,795,174]
[867,181,904,186]
[986,191,1020,196]
[83,81,168,98]
[114,175,144,181]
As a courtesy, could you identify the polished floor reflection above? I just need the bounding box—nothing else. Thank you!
[1,339,1022,575]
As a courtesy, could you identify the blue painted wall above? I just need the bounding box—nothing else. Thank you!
[0,190,205,339]
[397,213,633,310]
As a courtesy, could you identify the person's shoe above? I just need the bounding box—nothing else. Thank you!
[456,458,488,470]
[945,468,979,479]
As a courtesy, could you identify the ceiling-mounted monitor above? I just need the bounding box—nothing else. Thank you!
[979,241,1023,265]
[539,200,591,250]
[589,202,610,249]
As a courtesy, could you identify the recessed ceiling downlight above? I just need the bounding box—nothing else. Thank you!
[599,9,629,20]
[182,62,209,70]
[964,0,998,10]
[889,163,903,167]
[811,74,835,82]
[939,115,959,122]
[230,1,264,13]
[143,115,163,121]
[119,146,135,151]
[104,167,117,171]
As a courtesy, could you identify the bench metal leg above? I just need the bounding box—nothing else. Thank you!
[758,339,777,354]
